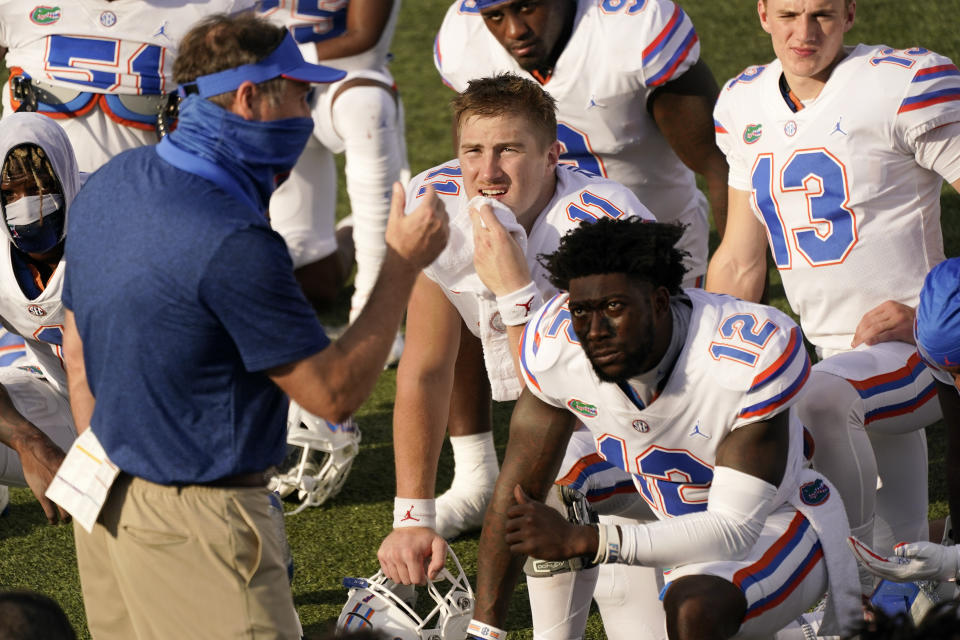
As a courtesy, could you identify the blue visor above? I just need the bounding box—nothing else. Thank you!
[178,31,346,98]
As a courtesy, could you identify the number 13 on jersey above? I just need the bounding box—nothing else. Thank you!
[751,148,858,269]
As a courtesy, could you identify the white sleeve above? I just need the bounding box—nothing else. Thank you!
[615,466,777,567]
[913,120,960,185]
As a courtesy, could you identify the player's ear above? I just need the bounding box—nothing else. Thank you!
[843,0,856,32]
[229,81,259,121]
[757,0,771,33]
[546,140,561,168]
[652,286,671,317]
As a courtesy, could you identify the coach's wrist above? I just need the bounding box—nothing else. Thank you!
[393,497,436,529]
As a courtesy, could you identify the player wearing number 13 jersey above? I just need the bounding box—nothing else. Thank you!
[434,0,729,286]
[0,0,254,171]
[707,0,960,584]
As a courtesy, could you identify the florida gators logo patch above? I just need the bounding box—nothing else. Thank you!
[30,5,61,24]
[743,123,763,144]
[567,399,597,418]
[800,478,830,506]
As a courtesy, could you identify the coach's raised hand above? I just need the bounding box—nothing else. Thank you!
[385,183,449,272]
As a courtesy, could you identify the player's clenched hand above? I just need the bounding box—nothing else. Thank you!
[470,203,531,297]
[385,183,449,270]
[852,300,916,348]
[377,527,448,585]
[15,429,69,524]
[503,485,596,561]
[849,536,960,582]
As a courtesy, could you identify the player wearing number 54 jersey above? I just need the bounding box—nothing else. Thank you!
[469,219,860,639]
[434,0,729,287]
[707,0,960,588]
[0,0,254,172]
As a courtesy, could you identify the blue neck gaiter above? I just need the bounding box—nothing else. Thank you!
[161,95,313,212]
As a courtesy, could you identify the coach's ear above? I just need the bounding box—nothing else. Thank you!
[228,81,259,121]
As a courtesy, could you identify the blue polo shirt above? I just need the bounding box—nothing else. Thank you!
[63,145,329,484]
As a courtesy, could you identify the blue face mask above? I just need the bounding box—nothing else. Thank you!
[167,95,314,211]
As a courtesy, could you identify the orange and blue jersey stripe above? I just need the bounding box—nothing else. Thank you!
[714,119,728,134]
[644,5,698,87]
[0,332,26,367]
[434,36,455,90]
[739,349,811,419]
[863,382,937,425]
[898,87,960,114]
[733,512,823,622]
[518,318,542,392]
[750,327,803,392]
[911,64,960,83]
[557,452,637,503]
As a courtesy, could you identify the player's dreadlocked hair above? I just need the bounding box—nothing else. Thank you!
[451,73,558,149]
[174,13,288,109]
[540,219,689,294]
[1,144,58,200]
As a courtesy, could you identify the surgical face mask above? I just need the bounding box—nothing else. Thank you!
[3,193,65,254]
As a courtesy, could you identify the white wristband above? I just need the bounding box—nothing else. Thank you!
[467,619,507,640]
[496,281,540,326]
[591,524,622,564]
[393,497,436,529]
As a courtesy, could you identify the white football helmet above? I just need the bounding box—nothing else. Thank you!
[268,401,361,515]
[337,545,475,640]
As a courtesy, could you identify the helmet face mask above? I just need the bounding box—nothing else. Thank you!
[268,401,361,515]
[338,546,475,640]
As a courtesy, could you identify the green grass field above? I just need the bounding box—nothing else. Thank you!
[3,1,960,637]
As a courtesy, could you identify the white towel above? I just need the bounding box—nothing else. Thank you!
[426,196,527,295]
[787,469,862,637]
[424,197,532,401]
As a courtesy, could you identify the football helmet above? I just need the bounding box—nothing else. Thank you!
[268,401,361,515]
[337,545,474,640]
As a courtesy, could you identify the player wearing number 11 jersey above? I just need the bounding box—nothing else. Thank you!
[0,0,254,172]
[707,0,960,586]
[434,0,728,287]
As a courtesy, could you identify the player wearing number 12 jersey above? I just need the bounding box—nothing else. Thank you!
[707,0,960,585]
[468,219,860,639]
[435,0,728,286]
[0,0,254,172]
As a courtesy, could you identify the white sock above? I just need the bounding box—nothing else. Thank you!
[449,432,499,492]
[435,433,499,539]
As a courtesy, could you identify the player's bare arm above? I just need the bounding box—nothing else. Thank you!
[312,0,394,62]
[651,58,730,237]
[712,411,789,487]
[62,309,93,435]
[0,383,68,524]
[378,273,462,585]
[705,186,769,301]
[474,388,577,625]
[270,184,448,423]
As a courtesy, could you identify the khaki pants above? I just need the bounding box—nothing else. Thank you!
[74,474,300,639]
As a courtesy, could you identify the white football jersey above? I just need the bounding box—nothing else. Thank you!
[410,162,655,339]
[259,0,400,72]
[520,288,810,520]
[0,241,67,393]
[715,45,960,352]
[0,0,254,96]
[435,0,709,276]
